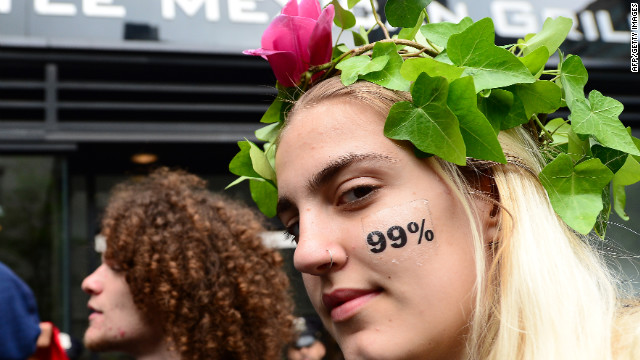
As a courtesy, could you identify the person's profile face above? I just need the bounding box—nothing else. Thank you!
[275,97,482,360]
[81,254,160,354]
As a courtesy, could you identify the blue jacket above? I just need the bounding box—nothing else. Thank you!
[0,261,41,360]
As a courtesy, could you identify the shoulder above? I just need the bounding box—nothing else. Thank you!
[612,300,640,360]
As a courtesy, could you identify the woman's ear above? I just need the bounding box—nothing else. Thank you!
[467,168,501,244]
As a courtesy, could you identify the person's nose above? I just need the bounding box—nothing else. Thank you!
[293,212,348,275]
[81,264,104,295]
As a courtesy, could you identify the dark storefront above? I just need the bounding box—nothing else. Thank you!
[1,1,639,359]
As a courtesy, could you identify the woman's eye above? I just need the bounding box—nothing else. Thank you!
[338,185,377,205]
[284,222,300,244]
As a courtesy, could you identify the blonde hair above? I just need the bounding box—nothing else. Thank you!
[285,77,640,360]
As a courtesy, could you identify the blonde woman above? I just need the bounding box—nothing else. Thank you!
[274,77,640,360]
[233,0,640,358]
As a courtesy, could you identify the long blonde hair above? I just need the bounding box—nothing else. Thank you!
[286,77,640,360]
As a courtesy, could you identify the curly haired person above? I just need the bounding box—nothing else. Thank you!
[81,168,294,360]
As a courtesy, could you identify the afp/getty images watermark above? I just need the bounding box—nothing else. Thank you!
[632,3,638,72]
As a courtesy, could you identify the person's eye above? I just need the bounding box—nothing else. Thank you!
[103,258,123,272]
[284,222,300,244]
[337,185,378,206]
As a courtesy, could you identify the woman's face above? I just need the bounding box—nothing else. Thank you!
[276,97,492,360]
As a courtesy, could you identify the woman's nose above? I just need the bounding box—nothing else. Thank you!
[293,216,348,275]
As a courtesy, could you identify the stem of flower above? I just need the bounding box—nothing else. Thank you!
[402,48,429,58]
[335,28,344,48]
[533,114,554,142]
[546,118,569,137]
[369,0,390,39]
[310,38,438,76]
[353,39,438,57]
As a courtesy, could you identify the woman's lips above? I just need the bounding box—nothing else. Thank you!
[322,288,381,322]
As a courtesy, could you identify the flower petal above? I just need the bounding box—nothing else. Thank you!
[308,4,335,66]
[263,51,302,87]
[281,0,298,16]
[262,15,316,64]
[243,48,270,60]
[298,0,322,20]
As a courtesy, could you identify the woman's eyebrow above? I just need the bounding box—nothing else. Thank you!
[307,152,395,193]
[276,152,395,219]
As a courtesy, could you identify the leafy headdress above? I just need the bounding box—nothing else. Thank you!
[229,0,640,237]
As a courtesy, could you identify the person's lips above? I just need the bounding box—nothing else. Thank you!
[322,288,381,322]
[88,304,102,320]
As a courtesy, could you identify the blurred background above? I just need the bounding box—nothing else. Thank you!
[1,0,638,359]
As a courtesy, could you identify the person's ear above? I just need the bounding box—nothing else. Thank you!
[472,170,501,244]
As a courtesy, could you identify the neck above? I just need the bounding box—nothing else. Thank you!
[134,341,180,360]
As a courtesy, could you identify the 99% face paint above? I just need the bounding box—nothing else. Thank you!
[366,218,434,254]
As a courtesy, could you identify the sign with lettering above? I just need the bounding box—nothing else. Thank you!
[0,0,633,58]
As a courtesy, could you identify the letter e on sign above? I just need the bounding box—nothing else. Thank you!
[34,0,77,16]
[83,0,126,18]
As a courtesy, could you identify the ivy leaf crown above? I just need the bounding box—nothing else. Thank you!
[230,0,640,238]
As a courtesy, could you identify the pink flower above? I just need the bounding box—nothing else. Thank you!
[244,0,335,87]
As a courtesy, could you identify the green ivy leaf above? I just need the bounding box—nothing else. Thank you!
[332,0,356,29]
[591,145,628,174]
[260,97,285,123]
[347,0,361,9]
[398,11,425,42]
[448,77,506,163]
[567,126,591,162]
[400,57,464,83]
[249,141,276,181]
[384,73,466,165]
[229,141,261,178]
[539,153,614,234]
[447,18,535,92]
[559,55,588,109]
[545,118,570,145]
[478,89,509,133]
[434,50,453,65]
[519,46,549,77]
[509,81,562,119]
[352,30,367,46]
[264,142,277,172]
[594,186,611,238]
[226,175,251,189]
[332,43,351,59]
[358,25,369,44]
[250,179,278,217]
[337,55,389,86]
[571,90,640,156]
[501,92,528,130]
[385,0,431,28]
[420,17,473,49]
[361,42,410,91]
[612,155,640,220]
[519,16,572,56]
[255,122,282,143]
[612,180,629,221]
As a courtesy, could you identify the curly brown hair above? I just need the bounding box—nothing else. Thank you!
[101,167,294,360]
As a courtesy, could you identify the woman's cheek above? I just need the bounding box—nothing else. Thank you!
[360,199,438,264]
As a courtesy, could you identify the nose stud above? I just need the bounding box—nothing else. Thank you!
[327,249,333,270]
